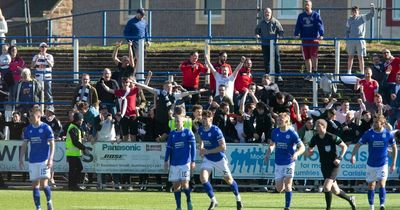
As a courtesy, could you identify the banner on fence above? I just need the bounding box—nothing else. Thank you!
[0,141,399,180]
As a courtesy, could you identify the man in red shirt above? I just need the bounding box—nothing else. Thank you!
[383,49,400,83]
[101,77,139,141]
[233,58,253,112]
[357,67,378,104]
[180,51,208,104]
[210,52,232,94]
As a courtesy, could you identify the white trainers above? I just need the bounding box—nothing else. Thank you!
[208,201,218,210]
[370,205,374,210]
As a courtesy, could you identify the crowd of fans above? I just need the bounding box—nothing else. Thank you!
[0,2,399,192]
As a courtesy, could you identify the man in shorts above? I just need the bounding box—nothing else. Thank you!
[346,4,375,74]
[164,113,197,210]
[294,0,324,81]
[308,119,356,210]
[19,105,55,210]
[199,110,243,210]
[351,114,398,210]
[264,112,305,210]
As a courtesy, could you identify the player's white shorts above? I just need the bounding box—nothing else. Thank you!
[168,163,191,182]
[201,157,232,177]
[366,164,388,183]
[29,160,51,181]
[274,162,295,180]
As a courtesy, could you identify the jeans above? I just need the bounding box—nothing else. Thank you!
[43,80,53,103]
[261,43,281,74]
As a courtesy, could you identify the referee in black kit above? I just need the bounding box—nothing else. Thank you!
[307,119,356,210]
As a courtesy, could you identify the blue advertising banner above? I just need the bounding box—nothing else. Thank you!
[0,141,399,180]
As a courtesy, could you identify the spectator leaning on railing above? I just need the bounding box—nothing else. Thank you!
[123,8,150,66]
[255,7,284,80]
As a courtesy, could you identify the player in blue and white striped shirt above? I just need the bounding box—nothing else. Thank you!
[351,115,398,210]
[164,113,196,210]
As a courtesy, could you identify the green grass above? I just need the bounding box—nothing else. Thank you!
[0,190,399,210]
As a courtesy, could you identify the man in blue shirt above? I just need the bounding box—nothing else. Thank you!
[294,0,324,81]
[164,113,196,210]
[351,115,398,210]
[265,112,305,210]
[19,105,55,210]
[123,8,150,61]
[199,110,242,210]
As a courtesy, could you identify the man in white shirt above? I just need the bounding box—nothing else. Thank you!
[31,42,54,104]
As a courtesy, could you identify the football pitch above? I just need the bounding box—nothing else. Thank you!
[0,190,399,210]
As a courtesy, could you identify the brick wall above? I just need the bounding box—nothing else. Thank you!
[43,0,73,44]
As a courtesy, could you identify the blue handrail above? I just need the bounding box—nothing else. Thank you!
[7,7,400,46]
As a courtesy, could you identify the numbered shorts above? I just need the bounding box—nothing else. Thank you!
[168,163,191,182]
[274,162,295,180]
[201,157,232,177]
[366,164,388,183]
[29,160,51,181]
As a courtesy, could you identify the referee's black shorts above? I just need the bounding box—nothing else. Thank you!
[321,164,339,180]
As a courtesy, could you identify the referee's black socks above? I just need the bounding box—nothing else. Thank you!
[336,190,351,202]
[324,192,332,209]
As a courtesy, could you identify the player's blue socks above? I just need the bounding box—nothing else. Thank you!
[230,180,241,201]
[33,187,41,209]
[174,191,182,209]
[367,189,375,205]
[202,182,215,199]
[182,188,191,202]
[379,187,386,205]
[285,191,292,208]
[44,185,52,202]
[230,180,239,196]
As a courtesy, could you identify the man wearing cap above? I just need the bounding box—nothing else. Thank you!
[31,42,54,104]
[42,106,62,140]
[123,8,150,63]
[65,112,90,191]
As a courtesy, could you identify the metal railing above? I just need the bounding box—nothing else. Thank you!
[6,6,400,46]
